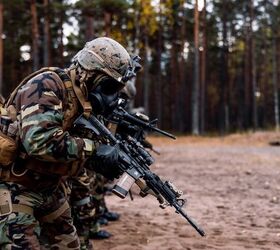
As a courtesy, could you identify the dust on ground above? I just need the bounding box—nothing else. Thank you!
[94,131,280,250]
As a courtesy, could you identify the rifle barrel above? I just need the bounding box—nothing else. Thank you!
[121,110,176,139]
[176,205,206,237]
[153,127,176,139]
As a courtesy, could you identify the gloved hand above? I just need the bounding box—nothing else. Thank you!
[88,144,122,180]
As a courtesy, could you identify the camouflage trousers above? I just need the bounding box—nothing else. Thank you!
[69,169,96,250]
[0,181,80,250]
[89,173,107,217]
[70,170,109,249]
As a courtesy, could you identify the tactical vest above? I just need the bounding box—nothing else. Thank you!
[0,67,92,185]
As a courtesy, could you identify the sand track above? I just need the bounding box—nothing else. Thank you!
[94,132,280,250]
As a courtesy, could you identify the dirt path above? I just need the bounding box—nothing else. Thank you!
[94,132,280,250]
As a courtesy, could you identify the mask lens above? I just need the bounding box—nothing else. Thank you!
[99,77,123,95]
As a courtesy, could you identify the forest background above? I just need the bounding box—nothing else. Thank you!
[0,0,279,135]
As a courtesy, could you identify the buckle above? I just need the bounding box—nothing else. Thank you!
[0,189,12,217]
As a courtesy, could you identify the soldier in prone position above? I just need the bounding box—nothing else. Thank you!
[0,37,138,249]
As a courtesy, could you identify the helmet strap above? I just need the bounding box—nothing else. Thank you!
[69,68,92,118]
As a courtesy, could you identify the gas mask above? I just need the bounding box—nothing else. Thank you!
[88,75,123,115]
[86,56,142,115]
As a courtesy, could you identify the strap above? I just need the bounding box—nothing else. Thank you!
[40,200,69,223]
[69,69,92,118]
[12,204,34,216]
[5,66,92,118]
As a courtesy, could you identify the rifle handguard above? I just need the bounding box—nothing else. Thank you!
[112,173,135,199]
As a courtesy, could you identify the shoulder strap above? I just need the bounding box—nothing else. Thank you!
[69,69,92,118]
[51,67,92,118]
[5,67,92,118]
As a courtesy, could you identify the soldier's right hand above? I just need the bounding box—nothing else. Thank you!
[88,144,122,180]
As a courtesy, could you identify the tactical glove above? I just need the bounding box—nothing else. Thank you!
[88,144,122,180]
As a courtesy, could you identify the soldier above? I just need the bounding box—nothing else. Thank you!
[0,37,139,249]
[69,54,141,249]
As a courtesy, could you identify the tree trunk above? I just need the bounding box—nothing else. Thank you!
[244,23,251,129]
[200,0,206,133]
[170,2,181,131]
[85,15,94,41]
[272,37,279,131]
[179,2,187,132]
[0,1,3,95]
[219,0,229,134]
[192,0,200,135]
[58,5,64,67]
[250,0,258,130]
[143,33,149,115]
[155,1,162,126]
[31,0,39,71]
[104,11,111,36]
[43,0,50,66]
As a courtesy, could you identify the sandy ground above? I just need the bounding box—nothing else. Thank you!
[94,131,280,250]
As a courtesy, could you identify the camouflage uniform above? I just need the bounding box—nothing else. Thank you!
[69,138,112,248]
[69,169,96,249]
[0,37,138,250]
[65,37,137,248]
[0,70,95,249]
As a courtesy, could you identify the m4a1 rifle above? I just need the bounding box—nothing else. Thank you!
[74,113,206,237]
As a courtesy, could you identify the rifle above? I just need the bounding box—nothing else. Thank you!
[106,103,169,154]
[107,102,176,140]
[74,114,206,237]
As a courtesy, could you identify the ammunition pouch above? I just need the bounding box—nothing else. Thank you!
[0,131,17,166]
[0,103,18,167]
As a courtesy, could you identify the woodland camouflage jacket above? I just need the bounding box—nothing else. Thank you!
[11,70,94,168]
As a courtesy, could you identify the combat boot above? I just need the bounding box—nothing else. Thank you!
[102,211,120,221]
[89,229,112,239]
[97,216,108,225]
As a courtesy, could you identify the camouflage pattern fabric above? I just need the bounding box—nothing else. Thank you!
[0,181,80,250]
[90,173,107,218]
[69,169,96,250]
[69,170,109,248]
[73,37,131,85]
[69,115,109,246]
[0,69,100,249]
[12,71,95,164]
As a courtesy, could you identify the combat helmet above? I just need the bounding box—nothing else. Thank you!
[73,37,140,85]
